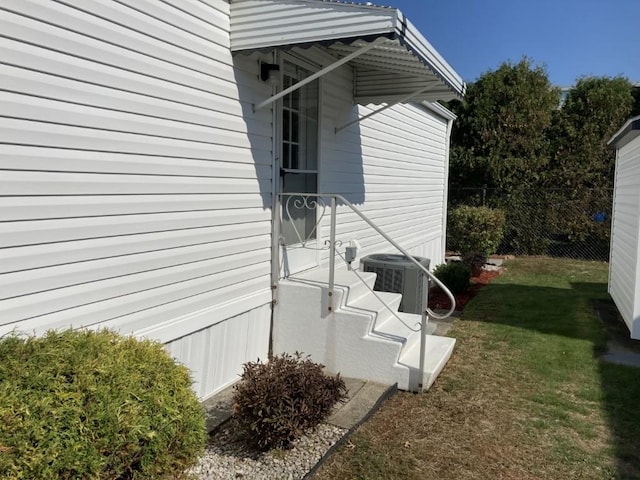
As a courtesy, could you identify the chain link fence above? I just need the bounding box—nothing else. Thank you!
[449,187,613,261]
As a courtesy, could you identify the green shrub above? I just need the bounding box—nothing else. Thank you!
[232,353,347,450]
[433,262,471,294]
[448,205,506,256]
[0,329,206,480]
[462,251,487,277]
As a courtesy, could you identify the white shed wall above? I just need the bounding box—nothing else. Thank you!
[0,0,272,399]
[610,137,640,338]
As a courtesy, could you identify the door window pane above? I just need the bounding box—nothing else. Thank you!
[281,61,319,245]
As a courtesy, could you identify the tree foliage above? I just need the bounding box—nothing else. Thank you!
[447,58,638,255]
[632,84,640,117]
[550,76,634,191]
[449,58,560,197]
[546,77,634,242]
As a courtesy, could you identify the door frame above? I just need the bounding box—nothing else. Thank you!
[273,52,324,278]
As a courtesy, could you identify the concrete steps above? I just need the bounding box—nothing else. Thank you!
[399,334,456,391]
[274,267,455,391]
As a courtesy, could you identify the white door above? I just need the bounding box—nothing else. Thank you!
[279,60,321,277]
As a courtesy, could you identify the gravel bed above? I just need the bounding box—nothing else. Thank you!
[188,422,347,480]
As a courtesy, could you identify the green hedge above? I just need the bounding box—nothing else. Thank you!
[448,205,506,256]
[433,262,471,294]
[0,329,206,479]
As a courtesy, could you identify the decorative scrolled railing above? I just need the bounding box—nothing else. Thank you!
[282,194,327,247]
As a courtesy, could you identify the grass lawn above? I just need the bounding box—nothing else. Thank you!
[314,257,640,480]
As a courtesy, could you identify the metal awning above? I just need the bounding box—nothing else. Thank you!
[608,115,640,149]
[230,0,466,105]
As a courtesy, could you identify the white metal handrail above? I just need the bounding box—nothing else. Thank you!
[274,192,456,392]
[274,192,456,317]
[334,247,420,333]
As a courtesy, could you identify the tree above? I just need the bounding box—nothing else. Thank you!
[447,62,636,256]
[551,76,634,189]
[449,58,560,201]
[548,76,634,243]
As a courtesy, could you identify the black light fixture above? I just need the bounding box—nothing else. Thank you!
[260,62,280,86]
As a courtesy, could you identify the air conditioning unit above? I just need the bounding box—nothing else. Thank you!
[360,254,430,314]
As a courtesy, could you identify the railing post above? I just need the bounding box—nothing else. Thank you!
[333,194,456,319]
[418,271,428,392]
[327,196,337,314]
[271,193,281,296]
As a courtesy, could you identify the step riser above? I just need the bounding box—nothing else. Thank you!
[284,270,377,310]
[399,335,457,391]
[274,281,330,363]
[275,269,454,392]
[389,321,439,354]
[331,273,378,308]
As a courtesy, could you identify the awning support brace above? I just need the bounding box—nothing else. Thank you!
[253,38,385,112]
[335,85,433,134]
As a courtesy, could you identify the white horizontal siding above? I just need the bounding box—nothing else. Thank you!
[1,194,267,220]
[0,257,271,329]
[1,0,275,398]
[1,239,270,300]
[0,145,270,172]
[1,171,271,196]
[310,48,449,267]
[2,5,236,91]
[1,209,270,247]
[1,223,271,273]
[609,136,640,338]
[1,38,260,117]
[350,101,446,262]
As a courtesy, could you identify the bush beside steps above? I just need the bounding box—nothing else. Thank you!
[0,329,206,480]
[433,262,472,294]
[232,353,348,451]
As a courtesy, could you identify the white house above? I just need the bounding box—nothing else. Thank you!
[609,115,640,339]
[0,0,465,398]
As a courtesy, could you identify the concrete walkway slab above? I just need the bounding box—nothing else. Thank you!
[602,341,640,368]
[327,379,394,429]
[594,299,640,369]
[202,384,235,434]
[201,377,395,435]
[429,310,461,337]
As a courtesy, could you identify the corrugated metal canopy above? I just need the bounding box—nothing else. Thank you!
[230,0,466,103]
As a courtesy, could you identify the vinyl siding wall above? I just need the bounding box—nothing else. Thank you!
[0,0,272,399]
[354,102,448,263]
[305,46,450,267]
[609,137,640,338]
[2,3,455,400]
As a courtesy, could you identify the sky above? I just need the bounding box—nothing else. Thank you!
[387,0,639,87]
